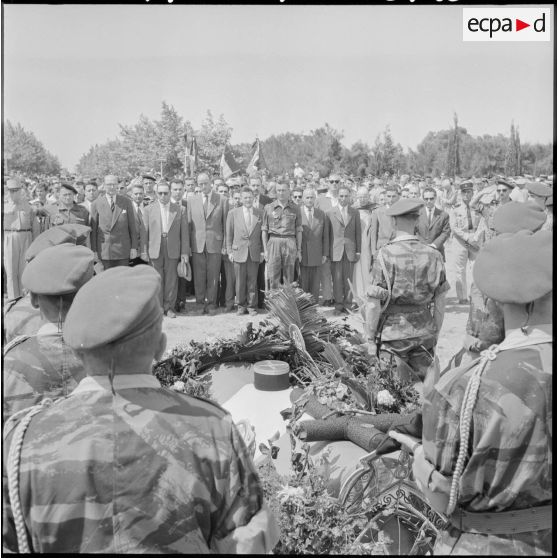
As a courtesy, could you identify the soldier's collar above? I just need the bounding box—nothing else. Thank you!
[389,234,419,243]
[73,374,161,394]
[37,322,61,337]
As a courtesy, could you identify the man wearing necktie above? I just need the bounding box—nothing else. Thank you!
[129,181,148,266]
[226,187,264,315]
[90,174,138,270]
[415,187,451,260]
[449,181,482,304]
[187,173,229,315]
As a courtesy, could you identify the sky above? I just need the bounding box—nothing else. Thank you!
[3,3,555,171]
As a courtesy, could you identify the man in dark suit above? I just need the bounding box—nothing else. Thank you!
[415,187,451,259]
[326,185,361,314]
[187,172,228,315]
[226,187,264,316]
[170,178,191,312]
[250,175,271,307]
[90,174,138,269]
[128,180,148,267]
[142,182,190,318]
[299,188,329,302]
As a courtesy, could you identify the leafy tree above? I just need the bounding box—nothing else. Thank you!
[446,112,461,177]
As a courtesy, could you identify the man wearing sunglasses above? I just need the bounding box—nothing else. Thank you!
[416,187,451,260]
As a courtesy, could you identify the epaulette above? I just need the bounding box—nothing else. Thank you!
[3,297,23,315]
[3,335,31,356]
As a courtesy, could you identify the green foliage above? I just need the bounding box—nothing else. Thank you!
[4,120,61,175]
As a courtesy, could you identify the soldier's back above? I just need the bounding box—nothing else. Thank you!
[3,295,42,343]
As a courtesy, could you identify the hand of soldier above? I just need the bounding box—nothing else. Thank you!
[130,249,138,260]
[388,431,423,455]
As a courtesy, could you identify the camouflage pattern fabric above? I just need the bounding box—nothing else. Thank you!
[421,331,552,555]
[3,295,42,343]
[261,199,302,237]
[3,328,85,422]
[2,374,273,553]
[45,202,90,228]
[465,282,505,352]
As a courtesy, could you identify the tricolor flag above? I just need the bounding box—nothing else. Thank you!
[246,138,267,175]
[220,144,240,179]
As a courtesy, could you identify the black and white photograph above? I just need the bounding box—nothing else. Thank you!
[2,1,555,554]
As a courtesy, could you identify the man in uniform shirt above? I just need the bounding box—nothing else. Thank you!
[3,243,94,422]
[3,179,40,301]
[2,266,280,554]
[364,198,449,382]
[262,181,302,289]
[46,183,90,228]
[449,181,482,304]
[392,229,552,555]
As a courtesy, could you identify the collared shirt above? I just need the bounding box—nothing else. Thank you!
[159,201,170,233]
[304,206,314,223]
[106,194,115,207]
[242,206,254,228]
[262,199,302,236]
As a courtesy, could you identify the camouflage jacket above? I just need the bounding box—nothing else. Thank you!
[45,202,90,228]
[417,325,553,554]
[2,374,279,553]
[369,235,449,345]
[3,295,42,344]
[3,323,85,422]
[465,282,505,352]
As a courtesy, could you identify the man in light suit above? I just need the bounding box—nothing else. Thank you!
[226,187,264,316]
[299,188,329,303]
[369,185,398,259]
[415,187,451,260]
[326,185,361,314]
[142,182,190,318]
[90,174,138,269]
[188,172,229,315]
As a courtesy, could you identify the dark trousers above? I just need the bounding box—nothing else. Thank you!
[101,258,129,269]
[257,262,266,308]
[192,250,221,307]
[234,256,260,309]
[176,277,188,307]
[218,255,236,309]
[331,252,354,311]
[300,265,321,303]
[151,238,179,312]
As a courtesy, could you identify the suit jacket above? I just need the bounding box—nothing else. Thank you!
[315,195,337,213]
[326,206,361,262]
[90,194,138,260]
[131,201,147,255]
[415,206,451,257]
[188,191,228,254]
[370,206,395,257]
[143,201,189,260]
[300,206,329,267]
[225,206,263,263]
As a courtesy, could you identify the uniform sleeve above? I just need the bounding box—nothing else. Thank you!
[211,420,279,554]
[261,206,269,233]
[2,417,22,553]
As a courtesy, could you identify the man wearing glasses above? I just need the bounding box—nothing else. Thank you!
[291,189,303,205]
[415,187,451,260]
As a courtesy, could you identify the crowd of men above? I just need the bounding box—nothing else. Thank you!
[1,164,554,554]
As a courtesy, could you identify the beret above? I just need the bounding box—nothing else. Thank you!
[60,183,77,194]
[473,230,552,303]
[496,179,514,190]
[526,182,552,198]
[25,224,91,262]
[385,198,424,217]
[22,244,94,295]
[493,201,546,234]
[142,174,156,181]
[64,266,163,350]
[6,178,21,190]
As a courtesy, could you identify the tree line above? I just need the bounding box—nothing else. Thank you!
[4,103,553,179]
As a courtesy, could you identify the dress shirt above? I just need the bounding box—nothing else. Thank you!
[304,206,314,225]
[243,206,253,229]
[159,201,170,233]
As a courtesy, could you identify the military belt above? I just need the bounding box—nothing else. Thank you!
[269,234,295,238]
[383,303,428,315]
[3,229,31,232]
[449,505,552,535]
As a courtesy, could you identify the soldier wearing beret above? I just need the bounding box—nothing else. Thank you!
[392,229,552,555]
[364,198,449,382]
[526,181,552,209]
[3,243,94,421]
[45,183,90,229]
[3,266,279,553]
[3,179,40,301]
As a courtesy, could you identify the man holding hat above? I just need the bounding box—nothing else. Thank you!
[449,181,482,304]
[3,266,279,553]
[364,198,449,382]
[391,229,552,555]
[3,243,94,421]
[3,178,40,301]
[45,182,90,229]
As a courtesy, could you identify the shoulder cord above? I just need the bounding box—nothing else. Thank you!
[446,344,499,515]
[377,249,392,313]
[7,399,53,553]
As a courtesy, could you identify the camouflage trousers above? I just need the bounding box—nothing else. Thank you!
[266,237,296,289]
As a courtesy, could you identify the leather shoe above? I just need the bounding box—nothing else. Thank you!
[166,309,176,319]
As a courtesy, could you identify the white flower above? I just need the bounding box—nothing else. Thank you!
[335,382,349,400]
[277,484,305,503]
[171,380,186,392]
[377,389,396,407]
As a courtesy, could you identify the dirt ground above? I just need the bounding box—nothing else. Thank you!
[163,238,472,370]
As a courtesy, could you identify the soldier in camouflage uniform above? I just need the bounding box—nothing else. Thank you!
[3,266,279,553]
[392,229,552,555]
[3,224,91,343]
[44,183,90,229]
[364,198,449,382]
[3,244,94,422]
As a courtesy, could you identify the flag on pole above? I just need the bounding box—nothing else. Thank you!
[220,144,240,179]
[246,138,267,175]
[183,132,189,176]
[188,136,198,177]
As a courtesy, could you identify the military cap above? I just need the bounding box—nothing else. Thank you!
[60,182,77,194]
[526,181,552,198]
[493,201,546,234]
[545,195,553,207]
[22,244,94,295]
[5,178,21,190]
[514,177,527,186]
[473,230,552,304]
[458,180,474,191]
[496,178,514,190]
[142,173,156,181]
[25,224,91,262]
[385,198,424,217]
[64,266,163,350]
